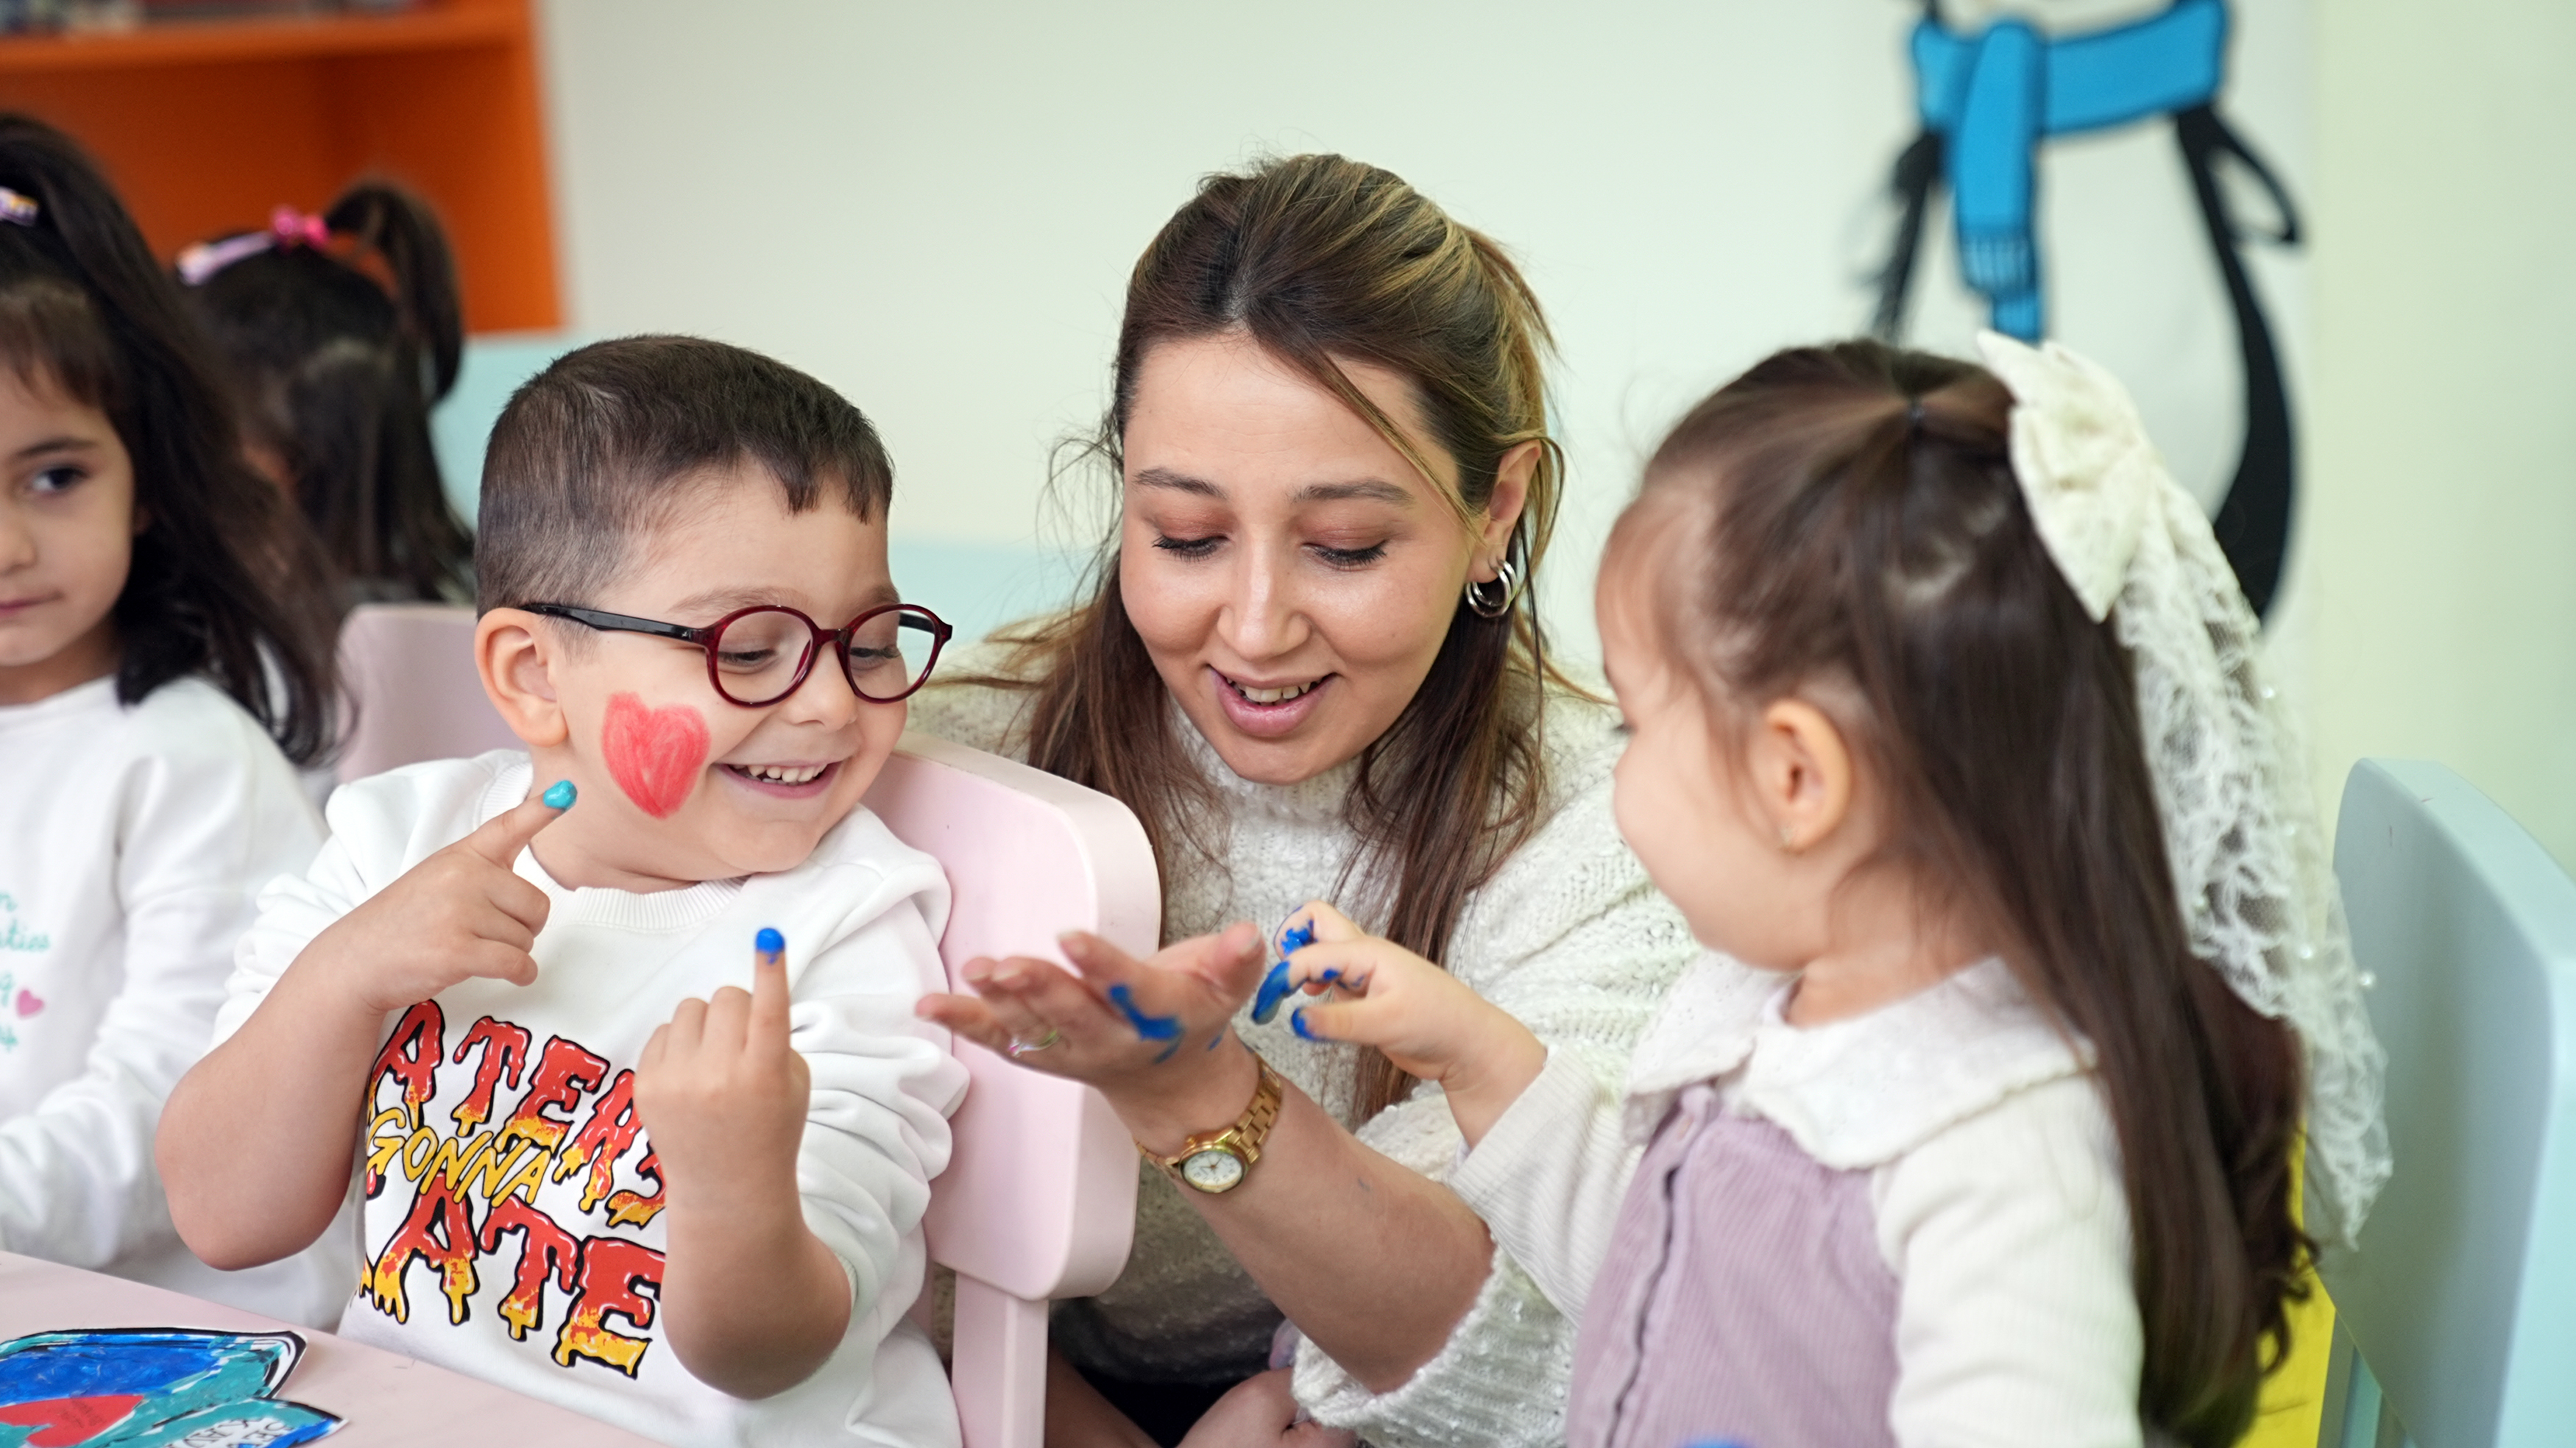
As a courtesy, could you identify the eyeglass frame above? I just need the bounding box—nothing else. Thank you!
[513,600,954,706]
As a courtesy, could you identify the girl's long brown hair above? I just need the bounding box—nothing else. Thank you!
[0,114,339,763]
[184,179,473,604]
[1617,340,2307,1446]
[970,154,1568,1118]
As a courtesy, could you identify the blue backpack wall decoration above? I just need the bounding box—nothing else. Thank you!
[1870,0,2300,617]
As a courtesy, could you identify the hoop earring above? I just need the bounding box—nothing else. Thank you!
[1464,557,1520,620]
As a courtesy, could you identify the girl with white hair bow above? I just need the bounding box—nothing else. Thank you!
[1262,332,2385,1448]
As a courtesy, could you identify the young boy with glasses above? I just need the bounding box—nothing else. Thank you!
[160,336,970,1447]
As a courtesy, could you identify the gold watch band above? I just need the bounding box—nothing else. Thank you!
[1139,1056,1285,1192]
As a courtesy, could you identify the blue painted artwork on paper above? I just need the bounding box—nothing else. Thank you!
[0,1328,341,1447]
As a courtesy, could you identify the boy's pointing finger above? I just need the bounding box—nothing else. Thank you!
[749,927,793,1043]
[459,778,576,867]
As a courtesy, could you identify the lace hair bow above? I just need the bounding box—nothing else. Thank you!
[176,205,332,286]
[1975,330,2390,1246]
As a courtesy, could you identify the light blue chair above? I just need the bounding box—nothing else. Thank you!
[431,333,1080,643]
[2321,759,2576,1447]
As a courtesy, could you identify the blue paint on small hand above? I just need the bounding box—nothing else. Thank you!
[542,778,577,810]
[1250,962,1295,1025]
[1291,1007,1326,1042]
[755,926,785,957]
[1107,984,1183,1061]
[1279,920,1316,955]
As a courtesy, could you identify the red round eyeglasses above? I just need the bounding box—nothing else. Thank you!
[515,601,952,706]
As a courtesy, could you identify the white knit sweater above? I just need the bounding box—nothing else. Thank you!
[907,645,1696,1448]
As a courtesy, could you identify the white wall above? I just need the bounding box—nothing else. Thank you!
[533,0,2311,670]
[2305,0,2576,870]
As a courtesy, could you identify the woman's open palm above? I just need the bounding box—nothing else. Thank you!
[917,921,1269,1098]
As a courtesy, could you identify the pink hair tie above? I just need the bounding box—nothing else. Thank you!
[177,204,333,285]
[269,205,330,249]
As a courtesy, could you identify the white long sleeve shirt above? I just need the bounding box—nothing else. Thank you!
[219,750,971,1448]
[1455,953,2145,1448]
[0,674,347,1324]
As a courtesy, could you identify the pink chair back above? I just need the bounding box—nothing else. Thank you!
[863,733,1150,1448]
[336,603,519,782]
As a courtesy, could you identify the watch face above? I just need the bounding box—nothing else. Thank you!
[1179,1147,1247,1193]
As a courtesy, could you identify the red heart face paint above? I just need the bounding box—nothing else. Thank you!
[601,692,710,819]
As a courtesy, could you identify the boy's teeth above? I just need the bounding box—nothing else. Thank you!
[1234,680,1315,704]
[744,763,826,784]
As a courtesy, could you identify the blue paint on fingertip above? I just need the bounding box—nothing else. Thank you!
[755,926,785,957]
[1250,962,1294,1025]
[1290,1007,1323,1042]
[1105,984,1182,1043]
[1279,920,1316,955]
[542,778,576,810]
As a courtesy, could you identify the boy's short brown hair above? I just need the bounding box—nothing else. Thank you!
[475,335,894,612]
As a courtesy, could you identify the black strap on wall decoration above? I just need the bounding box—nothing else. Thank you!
[1871,1,2302,619]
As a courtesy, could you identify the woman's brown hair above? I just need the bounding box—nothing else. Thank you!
[1613,339,2307,1445]
[970,153,1567,1118]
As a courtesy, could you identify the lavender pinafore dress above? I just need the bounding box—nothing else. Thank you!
[1567,1082,1901,1448]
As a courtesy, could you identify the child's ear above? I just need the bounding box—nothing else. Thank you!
[475,609,570,748]
[1749,698,1854,856]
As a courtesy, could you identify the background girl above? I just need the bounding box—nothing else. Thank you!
[179,179,473,606]
[1267,336,2387,1447]
[0,113,347,1324]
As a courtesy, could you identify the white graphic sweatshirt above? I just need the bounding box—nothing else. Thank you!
[219,750,970,1447]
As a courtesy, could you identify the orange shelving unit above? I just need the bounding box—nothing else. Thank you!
[0,0,559,333]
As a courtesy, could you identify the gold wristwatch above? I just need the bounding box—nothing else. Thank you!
[1139,1056,1284,1194]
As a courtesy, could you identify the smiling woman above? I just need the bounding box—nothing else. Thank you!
[909,155,1695,1448]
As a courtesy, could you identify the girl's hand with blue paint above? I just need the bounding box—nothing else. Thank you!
[1269,901,1546,1147]
[918,923,1274,1150]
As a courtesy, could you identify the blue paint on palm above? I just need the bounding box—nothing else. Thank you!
[1107,984,1184,1062]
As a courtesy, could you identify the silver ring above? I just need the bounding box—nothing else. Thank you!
[1006,1028,1061,1059]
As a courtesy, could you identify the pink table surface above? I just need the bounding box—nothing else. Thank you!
[0,1252,658,1445]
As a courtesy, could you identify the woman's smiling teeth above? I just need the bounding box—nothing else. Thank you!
[732,762,829,785]
[1223,673,1321,705]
